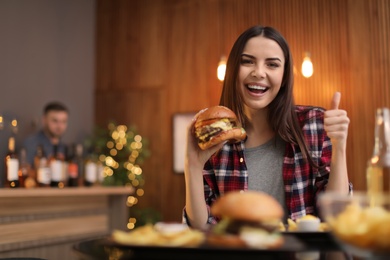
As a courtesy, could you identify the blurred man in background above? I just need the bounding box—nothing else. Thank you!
[24,101,69,165]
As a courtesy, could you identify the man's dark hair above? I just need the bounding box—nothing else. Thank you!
[43,102,69,115]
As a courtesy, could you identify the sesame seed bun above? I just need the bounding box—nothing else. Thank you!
[194,106,246,150]
[211,191,284,222]
[194,106,237,128]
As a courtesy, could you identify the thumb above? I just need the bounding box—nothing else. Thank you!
[330,92,341,110]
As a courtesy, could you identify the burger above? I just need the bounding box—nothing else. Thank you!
[207,191,284,249]
[193,106,246,150]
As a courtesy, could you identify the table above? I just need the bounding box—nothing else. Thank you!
[72,232,390,260]
[0,186,133,259]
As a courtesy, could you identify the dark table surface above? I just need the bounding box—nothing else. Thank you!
[72,232,389,260]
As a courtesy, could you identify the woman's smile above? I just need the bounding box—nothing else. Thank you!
[245,82,270,96]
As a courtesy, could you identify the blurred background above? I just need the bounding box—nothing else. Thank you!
[0,0,389,223]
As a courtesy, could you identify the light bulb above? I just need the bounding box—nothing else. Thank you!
[301,53,313,78]
[217,56,227,81]
[11,118,18,134]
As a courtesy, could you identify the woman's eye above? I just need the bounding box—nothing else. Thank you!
[267,63,280,68]
[241,59,254,65]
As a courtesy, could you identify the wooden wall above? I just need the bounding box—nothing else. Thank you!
[95,0,390,222]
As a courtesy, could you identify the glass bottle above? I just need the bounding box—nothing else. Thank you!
[50,145,64,188]
[5,137,20,188]
[35,144,51,187]
[76,144,85,187]
[366,108,390,197]
[84,148,97,187]
[19,148,36,188]
[67,143,84,187]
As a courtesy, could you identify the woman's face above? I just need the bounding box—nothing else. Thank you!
[238,35,285,112]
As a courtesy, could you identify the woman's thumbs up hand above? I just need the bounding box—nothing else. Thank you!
[324,92,350,146]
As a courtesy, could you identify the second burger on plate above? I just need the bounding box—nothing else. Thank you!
[207,190,284,249]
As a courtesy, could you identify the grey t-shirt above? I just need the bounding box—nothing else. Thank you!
[244,136,287,214]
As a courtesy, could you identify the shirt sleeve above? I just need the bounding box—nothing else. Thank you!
[203,159,221,224]
[314,135,332,194]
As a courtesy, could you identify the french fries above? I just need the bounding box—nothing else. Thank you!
[328,203,390,250]
[278,221,286,232]
[112,223,205,247]
[287,218,298,231]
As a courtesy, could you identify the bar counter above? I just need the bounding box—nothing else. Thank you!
[0,186,133,259]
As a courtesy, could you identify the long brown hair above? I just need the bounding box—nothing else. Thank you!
[219,25,317,167]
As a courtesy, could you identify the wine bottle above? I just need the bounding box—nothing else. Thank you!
[35,144,51,187]
[50,145,64,188]
[366,108,390,200]
[84,149,97,187]
[76,144,85,187]
[5,137,20,188]
[95,146,104,185]
[19,148,36,188]
[96,159,104,185]
[67,143,84,187]
[61,146,68,188]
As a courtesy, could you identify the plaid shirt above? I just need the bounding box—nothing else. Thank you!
[201,105,334,224]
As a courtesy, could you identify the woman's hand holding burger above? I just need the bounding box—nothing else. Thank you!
[184,106,246,230]
[193,106,246,150]
[185,119,224,172]
[186,105,246,171]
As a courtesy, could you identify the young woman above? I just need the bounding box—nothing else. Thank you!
[184,25,350,230]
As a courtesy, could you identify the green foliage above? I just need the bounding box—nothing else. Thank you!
[84,122,150,187]
[85,122,157,230]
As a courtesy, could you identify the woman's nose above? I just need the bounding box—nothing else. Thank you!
[251,65,266,78]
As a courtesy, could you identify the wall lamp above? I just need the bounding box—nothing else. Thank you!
[301,52,314,78]
[217,56,227,82]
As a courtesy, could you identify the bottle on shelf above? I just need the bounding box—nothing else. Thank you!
[76,144,85,187]
[366,107,390,199]
[84,148,98,187]
[5,136,20,188]
[19,148,36,188]
[34,144,51,187]
[96,157,105,185]
[93,146,104,186]
[50,144,65,188]
[67,143,84,187]
[61,145,69,188]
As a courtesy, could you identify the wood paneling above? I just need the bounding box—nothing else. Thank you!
[96,0,390,222]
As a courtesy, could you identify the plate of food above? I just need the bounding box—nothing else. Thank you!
[111,222,205,248]
[100,222,306,260]
[100,192,314,259]
[74,191,347,260]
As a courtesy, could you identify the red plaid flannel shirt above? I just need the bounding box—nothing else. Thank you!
[184,106,351,225]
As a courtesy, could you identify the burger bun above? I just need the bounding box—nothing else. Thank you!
[211,191,284,222]
[194,106,246,150]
